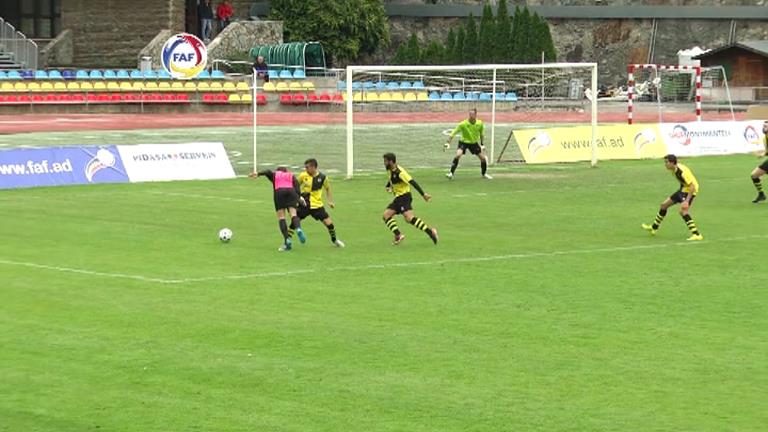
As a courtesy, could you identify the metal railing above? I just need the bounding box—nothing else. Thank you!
[0,17,38,70]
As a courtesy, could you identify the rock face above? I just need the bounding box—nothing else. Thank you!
[207,21,283,61]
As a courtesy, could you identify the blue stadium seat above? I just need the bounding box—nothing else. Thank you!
[21,70,35,79]
[143,70,158,79]
[466,92,479,101]
[505,91,518,102]
[157,69,171,79]
[479,92,492,101]
[375,81,386,90]
[292,69,306,79]
[412,81,425,89]
[48,70,63,80]
[211,70,225,79]
[104,70,118,79]
[130,70,143,79]
[495,92,506,101]
[453,92,466,101]
[89,70,103,79]
[351,81,362,90]
[428,91,440,101]
[278,70,292,79]
[386,81,399,90]
[34,70,48,79]
[61,70,75,80]
[7,70,21,80]
[268,70,279,80]
[440,92,453,101]
[336,80,345,90]
[399,81,412,89]
[0,71,6,79]
[362,81,374,90]
[196,70,210,79]
[75,70,89,80]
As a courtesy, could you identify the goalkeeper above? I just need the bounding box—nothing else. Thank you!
[444,108,492,180]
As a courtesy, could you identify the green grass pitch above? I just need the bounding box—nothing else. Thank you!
[1,126,767,431]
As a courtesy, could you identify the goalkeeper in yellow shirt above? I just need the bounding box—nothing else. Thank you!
[444,108,492,180]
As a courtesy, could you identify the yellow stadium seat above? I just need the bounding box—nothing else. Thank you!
[40,82,54,91]
[364,92,379,102]
[119,82,132,91]
[301,81,315,91]
[288,82,302,92]
[1,82,14,92]
[183,82,197,92]
[107,82,120,91]
[132,82,145,91]
[378,92,393,102]
[227,94,241,104]
[417,92,429,101]
[145,82,159,91]
[262,82,276,92]
[158,82,171,90]
[53,82,67,92]
[240,93,252,104]
[170,82,184,91]
[209,82,223,92]
[80,82,94,91]
[92,82,106,91]
[66,82,80,91]
[275,82,289,92]
[236,82,250,92]
[404,92,417,102]
[353,92,362,102]
[27,82,41,92]
[391,92,404,102]
[14,82,27,91]
[222,82,236,92]
[196,82,210,92]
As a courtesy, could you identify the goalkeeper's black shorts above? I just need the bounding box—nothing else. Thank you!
[458,141,482,155]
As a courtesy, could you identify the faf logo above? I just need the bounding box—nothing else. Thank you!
[161,33,207,80]
[633,128,657,155]
[528,132,552,158]
[743,125,761,146]
[84,148,118,182]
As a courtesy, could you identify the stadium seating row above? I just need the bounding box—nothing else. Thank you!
[0,69,229,80]
[280,93,344,105]
[346,91,519,102]
[0,93,268,105]
[262,81,315,92]
[0,93,191,104]
[337,80,427,91]
[267,70,307,80]
[0,81,256,92]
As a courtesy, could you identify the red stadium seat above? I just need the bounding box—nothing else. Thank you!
[110,93,123,102]
[279,94,292,105]
[0,95,7,103]
[332,93,344,104]
[162,93,175,102]
[292,93,306,105]
[97,94,110,102]
[319,93,331,104]
[308,93,319,104]
[71,94,85,103]
[256,94,267,105]
[18,95,31,103]
[44,93,58,103]
[176,93,190,102]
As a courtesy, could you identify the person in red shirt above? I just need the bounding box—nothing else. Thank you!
[216,0,234,31]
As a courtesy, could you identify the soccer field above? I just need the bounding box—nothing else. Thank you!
[1,126,767,431]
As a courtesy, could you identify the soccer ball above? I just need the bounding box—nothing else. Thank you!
[218,228,233,242]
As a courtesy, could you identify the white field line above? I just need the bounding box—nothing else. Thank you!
[1,234,765,285]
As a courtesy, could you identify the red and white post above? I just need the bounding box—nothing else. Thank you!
[627,64,702,124]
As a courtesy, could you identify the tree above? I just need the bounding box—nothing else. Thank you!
[463,13,478,64]
[422,41,446,65]
[445,28,457,64]
[455,26,466,64]
[494,0,512,62]
[404,33,421,64]
[478,3,495,62]
[268,0,390,65]
[511,6,532,62]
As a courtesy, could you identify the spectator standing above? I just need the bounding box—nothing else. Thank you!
[217,0,234,32]
[198,0,214,42]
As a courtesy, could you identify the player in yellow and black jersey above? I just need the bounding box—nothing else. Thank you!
[642,154,703,241]
[297,158,345,247]
[749,120,768,203]
[382,152,438,245]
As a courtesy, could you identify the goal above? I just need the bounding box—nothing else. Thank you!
[344,63,598,177]
[627,64,734,124]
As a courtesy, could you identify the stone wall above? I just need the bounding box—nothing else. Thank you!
[62,0,185,68]
[207,20,283,61]
[40,30,74,68]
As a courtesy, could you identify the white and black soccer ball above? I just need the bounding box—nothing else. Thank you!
[218,228,233,243]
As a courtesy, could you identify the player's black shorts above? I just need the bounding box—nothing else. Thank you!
[670,190,696,205]
[387,193,413,214]
[758,159,768,172]
[298,205,330,221]
[458,141,482,155]
[274,188,300,211]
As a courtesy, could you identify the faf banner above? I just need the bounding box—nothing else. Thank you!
[513,121,766,164]
[0,142,235,189]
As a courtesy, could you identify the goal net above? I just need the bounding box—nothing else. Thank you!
[627,64,734,124]
[344,63,598,177]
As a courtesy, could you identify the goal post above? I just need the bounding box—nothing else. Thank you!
[345,62,598,177]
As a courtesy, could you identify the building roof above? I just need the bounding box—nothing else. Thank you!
[693,40,768,59]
